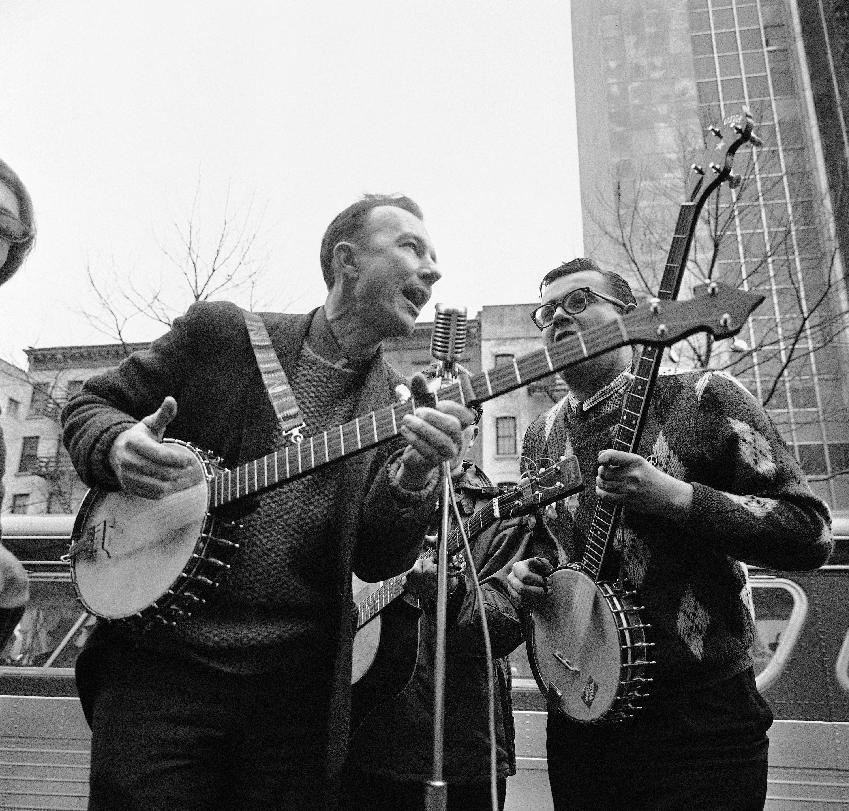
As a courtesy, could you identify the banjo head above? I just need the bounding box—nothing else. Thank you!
[527,567,623,722]
[70,441,210,619]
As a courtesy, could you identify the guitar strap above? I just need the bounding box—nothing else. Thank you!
[242,309,306,444]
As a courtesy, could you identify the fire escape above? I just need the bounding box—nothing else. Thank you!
[25,391,77,513]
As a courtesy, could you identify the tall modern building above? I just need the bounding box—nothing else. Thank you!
[571,0,849,509]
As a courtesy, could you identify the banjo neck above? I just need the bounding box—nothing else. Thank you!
[209,298,737,510]
[581,110,760,583]
[582,201,698,582]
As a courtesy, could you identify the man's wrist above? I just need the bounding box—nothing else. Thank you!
[396,460,439,492]
[668,480,694,522]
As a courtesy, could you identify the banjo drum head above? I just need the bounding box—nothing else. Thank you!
[528,567,623,722]
[71,442,210,619]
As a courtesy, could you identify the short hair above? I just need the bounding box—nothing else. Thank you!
[319,194,423,288]
[539,257,636,308]
[0,158,36,287]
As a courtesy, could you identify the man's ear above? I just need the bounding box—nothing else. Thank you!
[333,242,359,281]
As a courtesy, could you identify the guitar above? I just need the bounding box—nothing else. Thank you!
[525,110,762,723]
[350,455,582,727]
[66,286,763,628]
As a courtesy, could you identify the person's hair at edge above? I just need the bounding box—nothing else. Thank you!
[319,193,423,289]
[539,257,637,309]
[0,158,36,287]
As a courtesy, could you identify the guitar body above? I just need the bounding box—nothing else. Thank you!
[350,590,422,730]
[68,440,239,628]
[525,567,652,723]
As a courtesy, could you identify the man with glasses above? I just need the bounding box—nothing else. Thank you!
[502,257,832,809]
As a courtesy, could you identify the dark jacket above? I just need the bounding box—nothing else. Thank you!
[61,300,440,790]
[346,463,534,783]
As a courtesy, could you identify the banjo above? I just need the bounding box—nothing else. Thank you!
[525,110,761,723]
[65,287,763,629]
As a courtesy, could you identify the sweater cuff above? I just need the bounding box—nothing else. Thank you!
[89,419,138,490]
[681,481,720,540]
[386,450,441,503]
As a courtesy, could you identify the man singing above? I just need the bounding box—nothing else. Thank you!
[62,194,475,810]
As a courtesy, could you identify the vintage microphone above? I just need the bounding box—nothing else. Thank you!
[425,304,467,811]
[430,304,468,378]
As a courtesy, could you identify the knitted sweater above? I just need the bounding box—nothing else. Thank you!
[522,369,832,690]
[155,346,374,672]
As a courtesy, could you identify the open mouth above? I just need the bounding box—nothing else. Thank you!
[554,329,576,343]
[402,287,429,311]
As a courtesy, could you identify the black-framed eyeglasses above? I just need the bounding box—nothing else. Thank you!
[0,211,33,244]
[531,287,630,330]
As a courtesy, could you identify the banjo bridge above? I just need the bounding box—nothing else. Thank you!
[62,519,113,561]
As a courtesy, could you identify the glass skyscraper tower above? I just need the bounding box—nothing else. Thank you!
[572,0,849,509]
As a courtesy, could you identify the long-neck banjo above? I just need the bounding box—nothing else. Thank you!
[525,110,761,723]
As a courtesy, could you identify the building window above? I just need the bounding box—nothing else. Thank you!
[18,436,39,473]
[6,398,20,419]
[797,443,827,476]
[789,383,818,410]
[65,380,85,399]
[11,494,29,514]
[47,491,67,515]
[827,444,849,477]
[28,382,51,418]
[494,353,515,368]
[496,417,518,456]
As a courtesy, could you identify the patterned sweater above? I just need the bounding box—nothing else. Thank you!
[521,369,832,690]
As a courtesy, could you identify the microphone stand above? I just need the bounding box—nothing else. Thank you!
[424,458,452,811]
[424,362,457,811]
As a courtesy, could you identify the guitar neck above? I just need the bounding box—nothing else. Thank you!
[582,202,698,581]
[356,572,409,629]
[210,317,638,508]
[356,498,501,629]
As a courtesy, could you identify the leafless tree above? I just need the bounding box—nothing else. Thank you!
[584,110,849,487]
[82,180,272,354]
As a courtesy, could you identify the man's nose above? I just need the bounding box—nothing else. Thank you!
[551,304,572,326]
[419,260,441,286]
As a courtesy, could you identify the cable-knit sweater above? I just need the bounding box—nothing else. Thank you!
[522,369,832,689]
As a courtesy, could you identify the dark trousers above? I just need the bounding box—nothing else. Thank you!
[339,769,507,811]
[79,642,331,811]
[545,668,771,811]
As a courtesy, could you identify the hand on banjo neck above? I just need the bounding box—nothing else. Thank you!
[508,448,695,609]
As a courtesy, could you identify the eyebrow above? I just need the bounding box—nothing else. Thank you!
[399,232,437,263]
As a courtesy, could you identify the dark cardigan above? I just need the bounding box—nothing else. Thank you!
[61,300,441,797]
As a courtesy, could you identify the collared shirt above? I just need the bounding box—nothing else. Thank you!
[566,367,635,415]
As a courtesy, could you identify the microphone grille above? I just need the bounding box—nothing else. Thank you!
[431,304,468,363]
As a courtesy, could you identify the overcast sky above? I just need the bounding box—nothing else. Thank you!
[0,1,582,366]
